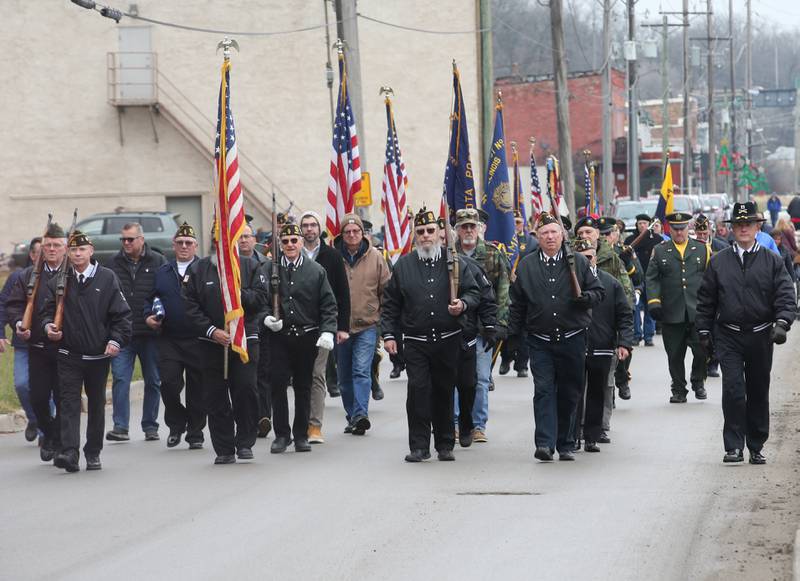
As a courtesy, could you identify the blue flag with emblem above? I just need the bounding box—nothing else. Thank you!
[482,98,517,264]
[443,60,476,222]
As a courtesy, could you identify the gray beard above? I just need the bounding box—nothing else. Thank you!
[417,245,441,261]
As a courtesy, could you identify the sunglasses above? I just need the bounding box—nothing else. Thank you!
[281,237,300,245]
[415,227,437,235]
[119,236,142,243]
[174,239,195,246]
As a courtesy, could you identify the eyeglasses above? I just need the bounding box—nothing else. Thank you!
[120,236,141,243]
[343,229,362,236]
[280,237,299,245]
[415,227,437,235]
[174,239,195,247]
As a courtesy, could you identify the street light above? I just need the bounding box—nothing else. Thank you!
[70,0,123,22]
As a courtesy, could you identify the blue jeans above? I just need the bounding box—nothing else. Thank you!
[527,333,587,453]
[634,295,655,342]
[472,337,492,430]
[111,336,161,432]
[13,347,35,424]
[337,326,377,421]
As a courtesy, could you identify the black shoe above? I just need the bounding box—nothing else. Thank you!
[598,431,611,444]
[167,433,182,448]
[271,437,291,454]
[328,386,341,398]
[85,454,102,471]
[105,429,129,442]
[54,450,80,473]
[237,447,254,460]
[371,385,385,401]
[723,449,744,463]
[499,361,511,375]
[488,379,495,392]
[534,447,554,461]
[24,422,38,442]
[40,444,56,462]
[188,441,204,450]
[707,366,720,378]
[437,449,455,461]
[585,441,601,453]
[749,451,766,465]
[343,423,354,434]
[694,386,708,400]
[294,439,312,452]
[257,417,272,438]
[389,364,404,379]
[144,430,160,441]
[404,449,431,463]
[352,415,371,436]
[644,339,655,347]
[516,369,529,378]
[618,384,631,400]
[559,450,576,461]
[214,454,236,465]
[459,431,473,448]
[669,393,688,404]
[573,440,582,452]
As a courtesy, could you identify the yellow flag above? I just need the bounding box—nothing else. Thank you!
[657,159,674,220]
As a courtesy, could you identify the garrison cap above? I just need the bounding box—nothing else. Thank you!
[536,211,560,230]
[414,206,438,227]
[68,229,92,248]
[694,214,710,232]
[44,223,66,239]
[174,222,196,239]
[279,223,301,238]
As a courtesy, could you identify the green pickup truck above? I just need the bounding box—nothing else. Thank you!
[10,211,180,268]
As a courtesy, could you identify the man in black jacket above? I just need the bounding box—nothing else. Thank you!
[182,238,269,465]
[381,207,481,463]
[509,212,605,462]
[572,238,633,452]
[143,222,206,450]
[697,202,796,465]
[105,222,166,442]
[624,214,660,346]
[41,230,132,472]
[263,223,339,454]
[300,211,350,443]
[6,224,67,461]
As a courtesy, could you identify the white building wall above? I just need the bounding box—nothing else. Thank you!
[1,0,480,254]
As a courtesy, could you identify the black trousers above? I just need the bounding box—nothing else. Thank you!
[199,339,259,456]
[270,332,319,440]
[455,340,477,435]
[584,356,613,442]
[662,321,706,394]
[58,354,110,456]
[257,331,272,420]
[29,346,60,449]
[716,326,773,452]
[158,336,206,443]
[404,335,460,452]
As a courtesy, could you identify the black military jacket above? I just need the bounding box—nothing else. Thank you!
[459,255,498,340]
[587,269,634,355]
[5,265,60,346]
[645,239,709,324]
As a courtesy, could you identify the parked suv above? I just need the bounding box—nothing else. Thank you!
[10,211,179,268]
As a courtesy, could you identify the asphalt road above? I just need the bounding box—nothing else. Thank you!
[1,333,797,581]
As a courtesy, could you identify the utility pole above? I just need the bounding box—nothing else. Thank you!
[478,0,493,178]
[745,0,753,165]
[601,0,613,208]
[682,0,691,195]
[729,0,737,199]
[706,0,716,194]
[323,0,335,129]
[627,0,640,200]
[550,0,576,217]
[334,0,367,174]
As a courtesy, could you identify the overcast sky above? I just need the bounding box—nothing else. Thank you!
[632,0,800,30]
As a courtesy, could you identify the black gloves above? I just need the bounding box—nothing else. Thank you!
[494,325,508,342]
[698,331,713,353]
[570,293,593,309]
[481,327,497,352]
[648,304,663,321]
[772,322,788,345]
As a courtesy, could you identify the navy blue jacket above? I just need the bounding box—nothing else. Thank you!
[0,270,26,348]
[143,258,199,339]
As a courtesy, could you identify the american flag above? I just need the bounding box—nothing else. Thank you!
[530,147,543,222]
[325,51,361,238]
[583,161,592,215]
[381,96,411,264]
[213,58,248,363]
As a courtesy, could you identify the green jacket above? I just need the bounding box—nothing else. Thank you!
[596,239,634,305]
[645,239,710,324]
[457,238,510,327]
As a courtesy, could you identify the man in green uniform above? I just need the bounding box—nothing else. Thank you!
[646,212,711,403]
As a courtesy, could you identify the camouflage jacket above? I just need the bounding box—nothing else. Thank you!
[596,239,634,305]
[457,238,510,327]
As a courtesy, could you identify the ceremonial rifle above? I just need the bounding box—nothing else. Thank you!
[545,156,581,298]
[53,209,78,331]
[270,189,281,318]
[441,197,459,303]
[20,214,53,331]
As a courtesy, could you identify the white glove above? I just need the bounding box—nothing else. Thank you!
[264,315,283,332]
[316,332,334,351]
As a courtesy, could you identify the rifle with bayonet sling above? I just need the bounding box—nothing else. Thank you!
[442,197,459,303]
[20,214,53,331]
[53,209,78,331]
[545,156,581,298]
[270,189,280,318]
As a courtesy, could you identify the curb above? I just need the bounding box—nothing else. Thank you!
[0,379,145,434]
[794,528,800,581]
